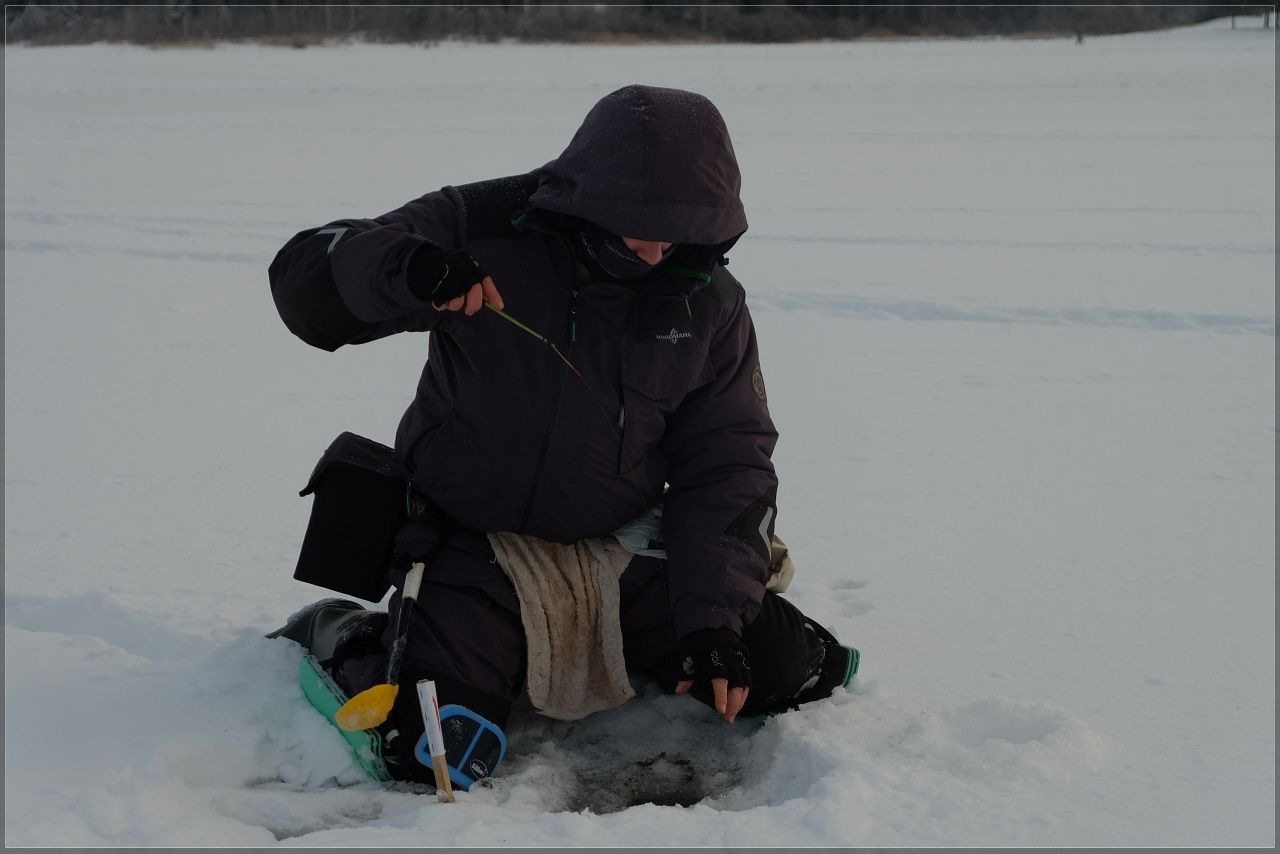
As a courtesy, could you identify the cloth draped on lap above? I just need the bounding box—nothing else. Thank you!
[487,532,636,720]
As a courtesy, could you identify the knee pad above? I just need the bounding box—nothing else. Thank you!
[414,705,507,790]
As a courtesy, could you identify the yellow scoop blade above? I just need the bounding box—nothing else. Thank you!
[334,683,399,732]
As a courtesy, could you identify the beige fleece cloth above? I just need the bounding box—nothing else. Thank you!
[487,532,636,720]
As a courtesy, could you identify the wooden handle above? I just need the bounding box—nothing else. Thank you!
[433,755,455,803]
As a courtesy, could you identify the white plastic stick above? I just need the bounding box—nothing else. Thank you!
[416,679,454,802]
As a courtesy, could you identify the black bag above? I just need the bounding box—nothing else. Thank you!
[294,432,406,603]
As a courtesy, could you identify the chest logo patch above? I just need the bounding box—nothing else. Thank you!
[655,327,693,344]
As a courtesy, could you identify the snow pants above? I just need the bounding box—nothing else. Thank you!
[334,527,836,774]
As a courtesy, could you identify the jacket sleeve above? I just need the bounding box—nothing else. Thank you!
[267,187,467,351]
[659,282,780,641]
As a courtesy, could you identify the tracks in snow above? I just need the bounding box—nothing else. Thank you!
[750,291,1274,336]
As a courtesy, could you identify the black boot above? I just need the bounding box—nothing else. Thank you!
[789,618,860,708]
[266,598,388,667]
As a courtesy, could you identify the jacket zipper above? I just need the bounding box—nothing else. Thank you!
[517,287,578,533]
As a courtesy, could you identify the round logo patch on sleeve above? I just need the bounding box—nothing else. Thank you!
[751,365,767,400]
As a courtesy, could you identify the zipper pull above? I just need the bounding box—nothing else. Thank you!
[569,289,579,345]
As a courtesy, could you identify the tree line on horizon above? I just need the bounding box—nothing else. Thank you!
[5,2,1272,46]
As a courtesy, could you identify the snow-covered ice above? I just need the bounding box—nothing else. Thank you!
[4,19,1274,847]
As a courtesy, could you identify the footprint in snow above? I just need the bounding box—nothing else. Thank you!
[886,697,1108,781]
[829,578,874,616]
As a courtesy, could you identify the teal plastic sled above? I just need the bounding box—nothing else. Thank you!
[298,654,392,783]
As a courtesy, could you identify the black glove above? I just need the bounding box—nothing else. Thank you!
[676,627,752,691]
[408,246,489,307]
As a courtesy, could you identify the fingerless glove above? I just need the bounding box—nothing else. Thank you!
[408,245,489,305]
[677,627,752,690]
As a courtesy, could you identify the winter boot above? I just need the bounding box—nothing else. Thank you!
[790,619,860,708]
[266,598,388,668]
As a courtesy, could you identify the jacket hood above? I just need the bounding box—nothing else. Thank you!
[528,85,748,247]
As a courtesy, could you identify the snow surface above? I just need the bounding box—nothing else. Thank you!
[4,18,1275,847]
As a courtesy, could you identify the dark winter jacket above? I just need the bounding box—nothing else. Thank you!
[269,85,778,639]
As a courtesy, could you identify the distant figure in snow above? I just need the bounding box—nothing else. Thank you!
[266,85,859,789]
